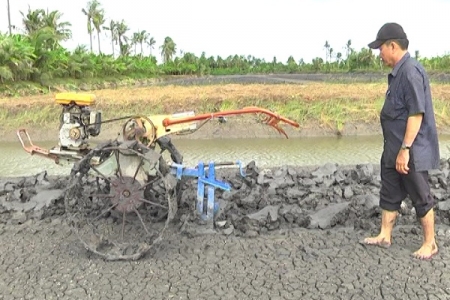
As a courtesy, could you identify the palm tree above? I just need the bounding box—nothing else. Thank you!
[0,33,36,81]
[20,7,45,35]
[415,50,420,60]
[160,36,176,63]
[92,9,105,54]
[324,40,330,63]
[17,7,72,82]
[147,36,155,57]
[312,57,324,71]
[115,20,129,56]
[132,30,149,57]
[20,7,71,49]
[131,32,139,55]
[82,0,101,53]
[336,52,342,64]
[42,10,72,41]
[103,20,117,57]
[345,39,352,59]
[345,39,352,69]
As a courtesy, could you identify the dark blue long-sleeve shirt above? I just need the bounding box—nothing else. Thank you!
[380,52,440,172]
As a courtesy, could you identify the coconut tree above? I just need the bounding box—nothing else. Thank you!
[82,0,101,53]
[336,52,342,65]
[312,57,324,71]
[92,8,105,54]
[345,39,353,69]
[345,39,353,59]
[19,7,73,81]
[324,40,330,63]
[138,30,149,57]
[132,30,149,57]
[20,7,71,50]
[415,50,420,60]
[115,20,130,56]
[20,7,45,35]
[42,10,72,42]
[147,36,155,57]
[160,36,176,63]
[102,20,117,56]
[131,32,139,55]
[0,33,36,81]
[358,48,377,69]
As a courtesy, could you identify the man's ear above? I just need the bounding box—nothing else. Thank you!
[391,41,400,51]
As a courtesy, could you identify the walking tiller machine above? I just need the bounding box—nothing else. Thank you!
[17,92,299,260]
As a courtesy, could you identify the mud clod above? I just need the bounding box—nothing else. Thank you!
[3,159,450,233]
[308,202,350,229]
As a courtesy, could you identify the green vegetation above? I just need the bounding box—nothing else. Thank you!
[2,0,450,97]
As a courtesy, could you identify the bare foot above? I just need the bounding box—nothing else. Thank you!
[412,242,438,260]
[361,235,391,248]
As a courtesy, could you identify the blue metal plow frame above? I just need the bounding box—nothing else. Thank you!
[170,161,246,222]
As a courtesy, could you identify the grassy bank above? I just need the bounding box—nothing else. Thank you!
[2,81,450,137]
[0,76,168,97]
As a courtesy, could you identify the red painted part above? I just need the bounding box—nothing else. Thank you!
[162,107,300,128]
[16,129,60,164]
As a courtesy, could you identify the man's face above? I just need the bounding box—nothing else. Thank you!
[378,42,394,67]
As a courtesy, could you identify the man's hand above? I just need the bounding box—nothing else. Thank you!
[396,149,410,174]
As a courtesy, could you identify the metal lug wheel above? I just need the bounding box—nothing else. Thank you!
[64,140,178,261]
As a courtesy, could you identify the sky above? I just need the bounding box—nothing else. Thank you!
[1,0,450,64]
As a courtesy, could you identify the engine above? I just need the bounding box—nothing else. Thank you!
[55,93,102,150]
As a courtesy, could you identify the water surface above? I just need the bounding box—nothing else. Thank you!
[2,135,450,177]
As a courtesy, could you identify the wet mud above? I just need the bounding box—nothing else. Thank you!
[3,159,450,235]
[2,160,450,299]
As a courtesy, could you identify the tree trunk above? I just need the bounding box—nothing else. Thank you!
[89,32,93,53]
[7,0,12,35]
[111,39,115,57]
[97,31,101,54]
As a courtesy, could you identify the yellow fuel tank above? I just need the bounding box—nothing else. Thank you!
[55,93,96,106]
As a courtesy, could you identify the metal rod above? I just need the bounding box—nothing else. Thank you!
[72,115,139,128]
[162,107,300,128]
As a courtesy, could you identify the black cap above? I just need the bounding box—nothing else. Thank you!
[368,22,408,49]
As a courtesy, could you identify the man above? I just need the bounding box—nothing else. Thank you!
[362,22,440,260]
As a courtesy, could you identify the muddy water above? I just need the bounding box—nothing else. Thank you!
[2,135,450,177]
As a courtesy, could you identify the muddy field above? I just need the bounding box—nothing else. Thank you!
[1,159,450,299]
[2,73,450,299]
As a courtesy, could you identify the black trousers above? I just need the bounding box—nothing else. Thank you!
[379,162,435,218]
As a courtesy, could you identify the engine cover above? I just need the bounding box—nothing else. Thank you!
[59,122,86,149]
[58,107,101,150]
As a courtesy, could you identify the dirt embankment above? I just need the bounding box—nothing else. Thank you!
[3,73,450,142]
